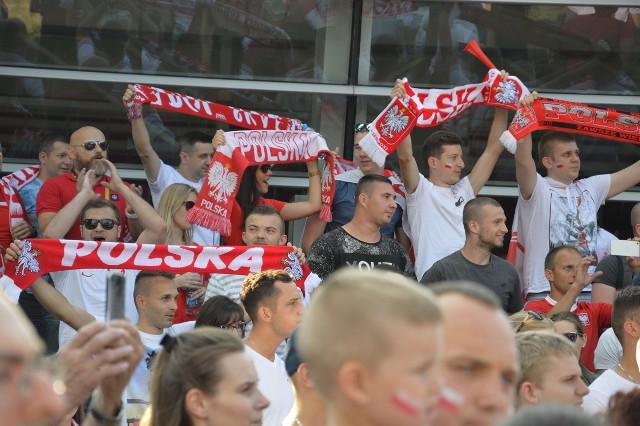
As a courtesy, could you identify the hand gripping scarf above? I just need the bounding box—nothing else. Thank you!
[4,239,313,296]
[360,39,530,166]
[185,130,335,236]
[0,165,39,234]
[500,98,640,153]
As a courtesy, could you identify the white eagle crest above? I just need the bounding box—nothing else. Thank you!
[282,252,303,281]
[15,240,41,276]
[513,108,531,128]
[380,105,409,137]
[494,80,518,105]
[207,161,238,203]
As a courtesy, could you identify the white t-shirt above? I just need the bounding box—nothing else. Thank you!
[51,269,139,348]
[594,327,622,371]
[583,368,640,415]
[125,322,195,426]
[405,174,474,279]
[148,161,221,246]
[245,345,294,426]
[517,174,610,294]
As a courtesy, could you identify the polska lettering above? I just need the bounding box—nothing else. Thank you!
[235,130,314,161]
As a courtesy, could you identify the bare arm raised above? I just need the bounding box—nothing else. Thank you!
[392,80,420,194]
[514,92,539,200]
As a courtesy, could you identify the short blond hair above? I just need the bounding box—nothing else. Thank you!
[510,311,555,333]
[297,269,441,398]
[516,331,577,390]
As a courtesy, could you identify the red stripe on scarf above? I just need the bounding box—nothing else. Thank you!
[5,239,310,292]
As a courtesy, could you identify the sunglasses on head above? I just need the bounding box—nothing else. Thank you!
[183,201,195,211]
[259,164,273,173]
[354,122,369,133]
[73,140,109,151]
[563,332,583,343]
[515,310,546,333]
[82,218,118,230]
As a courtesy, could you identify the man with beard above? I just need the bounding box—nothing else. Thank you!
[37,126,140,241]
[308,174,415,279]
[421,197,523,314]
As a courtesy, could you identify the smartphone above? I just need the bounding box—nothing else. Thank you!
[106,272,126,321]
[610,240,640,257]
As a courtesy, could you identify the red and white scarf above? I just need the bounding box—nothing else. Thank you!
[500,98,640,153]
[185,130,334,236]
[132,84,305,131]
[0,165,39,232]
[4,239,313,295]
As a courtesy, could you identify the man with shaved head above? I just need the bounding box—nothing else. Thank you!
[421,197,523,314]
[37,126,140,241]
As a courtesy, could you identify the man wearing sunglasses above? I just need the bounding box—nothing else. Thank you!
[37,126,139,241]
[122,86,220,246]
[525,246,611,373]
[36,158,168,348]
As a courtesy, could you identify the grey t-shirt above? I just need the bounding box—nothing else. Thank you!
[594,254,632,290]
[420,250,523,313]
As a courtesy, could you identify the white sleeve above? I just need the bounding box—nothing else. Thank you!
[594,328,622,370]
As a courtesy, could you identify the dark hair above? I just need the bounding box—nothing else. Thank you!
[551,311,584,335]
[178,130,210,153]
[544,245,580,270]
[149,328,244,426]
[501,404,601,426]
[38,131,69,155]
[612,286,640,343]
[236,165,262,226]
[421,130,462,162]
[240,270,294,322]
[430,280,501,310]
[606,388,640,426]
[355,173,392,198]
[538,131,576,163]
[245,204,285,235]
[133,271,176,305]
[462,197,502,235]
[81,198,121,223]
[195,295,244,328]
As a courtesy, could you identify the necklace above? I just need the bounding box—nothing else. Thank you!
[246,336,258,351]
[617,363,639,384]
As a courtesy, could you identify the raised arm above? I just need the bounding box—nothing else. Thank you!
[279,160,322,221]
[123,84,162,182]
[300,213,327,254]
[546,256,602,317]
[42,169,99,239]
[513,92,539,200]
[608,160,640,199]
[392,79,420,194]
[100,160,167,244]
[467,107,507,195]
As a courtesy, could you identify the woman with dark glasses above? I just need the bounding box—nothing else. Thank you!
[157,183,207,323]
[212,132,322,246]
[551,311,597,385]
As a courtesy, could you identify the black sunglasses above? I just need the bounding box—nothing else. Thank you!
[259,164,273,173]
[82,218,118,230]
[183,201,195,211]
[563,332,583,343]
[354,122,369,133]
[73,140,109,151]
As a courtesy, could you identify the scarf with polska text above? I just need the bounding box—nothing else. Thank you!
[132,84,305,131]
[359,70,529,166]
[4,239,313,296]
[185,130,334,236]
[499,98,640,153]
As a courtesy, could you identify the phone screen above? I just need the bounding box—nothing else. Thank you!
[106,272,126,321]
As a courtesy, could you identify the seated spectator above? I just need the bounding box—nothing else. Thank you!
[308,174,415,279]
[297,268,442,426]
[551,311,598,385]
[583,286,640,415]
[421,197,522,313]
[525,246,611,372]
[145,328,269,425]
[516,331,589,408]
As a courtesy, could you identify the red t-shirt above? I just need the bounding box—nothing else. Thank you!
[224,197,287,246]
[36,172,129,241]
[525,297,611,372]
